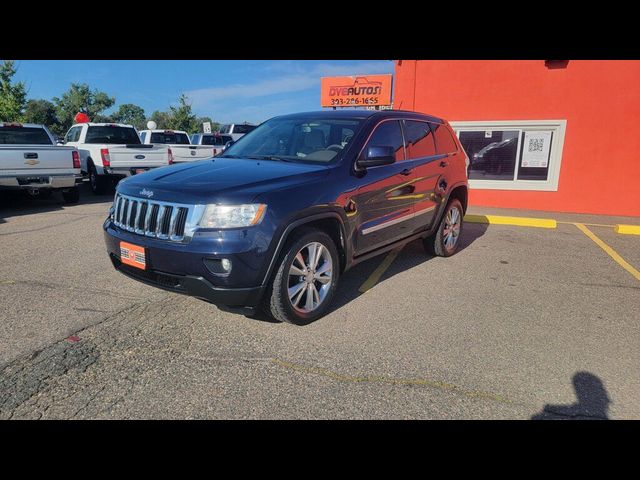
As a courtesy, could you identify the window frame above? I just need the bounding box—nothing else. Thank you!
[451,119,567,192]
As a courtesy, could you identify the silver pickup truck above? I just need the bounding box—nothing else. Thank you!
[0,122,81,203]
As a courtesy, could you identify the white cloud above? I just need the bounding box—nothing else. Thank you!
[185,60,394,111]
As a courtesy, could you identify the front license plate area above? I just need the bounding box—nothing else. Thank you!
[120,241,146,270]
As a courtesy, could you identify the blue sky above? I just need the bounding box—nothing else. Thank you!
[12,60,395,124]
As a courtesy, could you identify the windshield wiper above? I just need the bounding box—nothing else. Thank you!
[245,155,293,162]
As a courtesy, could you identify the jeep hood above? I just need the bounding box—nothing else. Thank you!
[116,157,331,204]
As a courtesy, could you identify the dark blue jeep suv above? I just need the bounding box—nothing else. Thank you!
[104,110,469,324]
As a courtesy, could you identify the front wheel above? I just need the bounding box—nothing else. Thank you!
[265,228,340,325]
[423,198,464,257]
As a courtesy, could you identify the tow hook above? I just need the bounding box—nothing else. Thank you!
[27,188,40,196]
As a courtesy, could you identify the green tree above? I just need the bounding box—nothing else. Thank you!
[53,83,115,134]
[0,60,27,122]
[148,110,171,129]
[112,103,146,129]
[23,99,59,129]
[167,94,198,133]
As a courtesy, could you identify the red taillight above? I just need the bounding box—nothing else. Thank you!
[168,148,174,165]
[72,150,80,169]
[100,148,111,167]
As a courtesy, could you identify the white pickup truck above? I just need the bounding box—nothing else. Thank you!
[0,122,81,203]
[219,123,258,141]
[190,132,234,156]
[62,122,172,194]
[138,129,214,163]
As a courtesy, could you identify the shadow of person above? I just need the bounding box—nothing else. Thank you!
[531,372,611,420]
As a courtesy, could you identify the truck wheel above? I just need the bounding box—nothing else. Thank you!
[266,228,340,325]
[89,163,107,195]
[62,186,80,204]
[423,198,464,257]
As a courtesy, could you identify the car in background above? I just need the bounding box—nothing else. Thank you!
[219,123,258,141]
[0,122,81,203]
[139,129,214,163]
[190,132,234,156]
[61,122,173,194]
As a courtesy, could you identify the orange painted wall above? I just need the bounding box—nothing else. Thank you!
[393,60,640,217]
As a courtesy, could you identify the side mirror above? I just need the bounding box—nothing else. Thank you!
[223,140,235,151]
[357,146,396,169]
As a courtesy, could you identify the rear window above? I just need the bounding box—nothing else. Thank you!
[233,124,257,134]
[149,132,190,145]
[200,134,232,146]
[85,126,141,145]
[0,126,53,145]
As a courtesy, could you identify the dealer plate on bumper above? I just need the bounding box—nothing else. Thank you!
[120,241,146,270]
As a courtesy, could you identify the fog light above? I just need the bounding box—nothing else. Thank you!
[221,258,232,272]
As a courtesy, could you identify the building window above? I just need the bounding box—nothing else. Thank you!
[451,120,567,192]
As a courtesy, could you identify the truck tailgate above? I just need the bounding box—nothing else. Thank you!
[170,145,214,162]
[0,145,77,175]
[107,145,169,168]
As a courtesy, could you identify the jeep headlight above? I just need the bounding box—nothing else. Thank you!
[198,204,267,229]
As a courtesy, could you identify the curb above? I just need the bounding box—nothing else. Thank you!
[615,224,640,235]
[464,214,557,229]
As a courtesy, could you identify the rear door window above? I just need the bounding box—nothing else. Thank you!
[403,120,436,159]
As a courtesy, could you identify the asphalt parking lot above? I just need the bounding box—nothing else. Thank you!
[1,185,639,419]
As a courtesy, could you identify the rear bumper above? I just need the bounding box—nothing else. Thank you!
[103,166,165,177]
[0,174,81,189]
[109,253,264,307]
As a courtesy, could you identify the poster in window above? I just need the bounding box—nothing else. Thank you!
[521,131,552,168]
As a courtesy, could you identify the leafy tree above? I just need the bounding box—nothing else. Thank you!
[112,103,146,129]
[148,110,171,129]
[0,60,27,122]
[23,99,59,129]
[167,94,198,133]
[53,83,115,134]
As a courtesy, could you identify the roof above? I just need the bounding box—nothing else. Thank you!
[273,109,445,123]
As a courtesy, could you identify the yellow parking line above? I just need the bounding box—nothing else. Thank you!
[574,223,640,282]
[358,245,404,293]
[465,214,556,229]
[615,224,640,235]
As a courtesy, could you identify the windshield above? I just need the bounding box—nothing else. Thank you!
[85,126,141,144]
[150,132,190,144]
[0,126,52,145]
[220,117,363,164]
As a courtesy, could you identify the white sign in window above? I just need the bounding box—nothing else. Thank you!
[521,131,552,168]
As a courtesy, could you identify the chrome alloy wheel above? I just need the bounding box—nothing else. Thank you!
[443,206,461,250]
[287,242,333,313]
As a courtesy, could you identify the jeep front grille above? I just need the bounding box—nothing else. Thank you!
[112,193,194,242]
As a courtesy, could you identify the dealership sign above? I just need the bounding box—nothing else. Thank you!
[321,74,392,108]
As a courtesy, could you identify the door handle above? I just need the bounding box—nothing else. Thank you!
[439,160,449,168]
[400,168,413,176]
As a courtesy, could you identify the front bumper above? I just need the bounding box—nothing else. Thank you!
[103,218,275,308]
[109,254,264,307]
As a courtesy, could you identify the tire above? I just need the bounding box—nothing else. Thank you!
[423,198,464,257]
[88,162,108,195]
[264,227,340,325]
[62,186,80,204]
